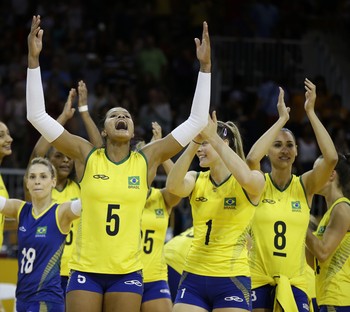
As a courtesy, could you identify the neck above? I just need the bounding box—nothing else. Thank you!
[32,195,53,215]
[56,178,68,191]
[106,141,131,162]
[322,184,344,210]
[209,162,231,185]
[270,168,292,189]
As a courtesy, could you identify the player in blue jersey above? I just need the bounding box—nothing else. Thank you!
[0,157,81,312]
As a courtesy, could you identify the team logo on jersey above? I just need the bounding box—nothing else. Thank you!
[93,174,110,180]
[35,226,47,237]
[262,199,276,204]
[291,201,301,212]
[154,208,164,218]
[195,197,208,202]
[128,176,140,189]
[224,197,236,209]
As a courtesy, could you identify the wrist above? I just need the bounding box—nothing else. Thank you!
[78,105,88,113]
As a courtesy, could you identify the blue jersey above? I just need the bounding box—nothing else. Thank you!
[16,202,67,303]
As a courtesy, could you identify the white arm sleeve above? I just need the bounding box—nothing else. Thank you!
[171,72,211,146]
[70,199,82,217]
[0,196,6,212]
[26,67,64,143]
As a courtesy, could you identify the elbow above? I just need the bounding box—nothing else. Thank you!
[165,182,177,196]
[315,246,331,263]
[317,252,329,263]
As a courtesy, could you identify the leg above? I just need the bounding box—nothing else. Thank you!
[173,303,208,312]
[141,298,172,312]
[104,292,142,312]
[66,290,103,312]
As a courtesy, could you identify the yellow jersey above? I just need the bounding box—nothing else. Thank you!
[164,227,194,274]
[186,171,256,277]
[70,148,148,274]
[141,187,169,283]
[314,197,350,306]
[0,174,9,248]
[51,179,81,276]
[250,173,310,293]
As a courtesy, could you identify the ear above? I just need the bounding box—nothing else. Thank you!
[101,130,107,138]
[329,170,337,182]
[52,177,57,189]
[295,144,298,157]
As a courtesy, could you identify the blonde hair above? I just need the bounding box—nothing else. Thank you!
[26,157,57,179]
[217,121,245,161]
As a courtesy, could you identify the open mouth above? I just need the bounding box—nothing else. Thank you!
[115,120,128,130]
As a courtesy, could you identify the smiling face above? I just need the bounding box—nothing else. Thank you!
[196,141,221,168]
[102,107,135,142]
[26,163,56,200]
[268,129,297,170]
[0,122,13,160]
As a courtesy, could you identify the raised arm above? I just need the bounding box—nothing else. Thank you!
[201,112,265,203]
[26,15,93,178]
[246,87,290,171]
[301,79,338,198]
[150,121,174,175]
[29,88,77,162]
[77,80,103,148]
[142,21,211,183]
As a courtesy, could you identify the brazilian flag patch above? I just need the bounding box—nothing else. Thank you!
[224,197,236,209]
[35,226,47,237]
[291,201,301,212]
[128,176,140,189]
[154,208,164,218]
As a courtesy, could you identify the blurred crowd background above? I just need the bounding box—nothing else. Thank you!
[1,0,350,237]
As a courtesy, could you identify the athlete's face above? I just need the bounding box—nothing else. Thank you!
[0,122,13,159]
[48,148,74,179]
[102,107,134,142]
[267,130,297,169]
[196,141,220,168]
[26,163,56,199]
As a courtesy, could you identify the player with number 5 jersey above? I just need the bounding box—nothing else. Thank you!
[26,16,211,312]
[246,82,338,311]
[166,112,265,312]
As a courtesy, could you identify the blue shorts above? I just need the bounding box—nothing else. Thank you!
[312,298,319,312]
[61,275,69,297]
[167,265,181,302]
[175,272,251,310]
[16,300,64,312]
[252,284,309,311]
[142,280,171,303]
[66,270,143,295]
[319,306,350,312]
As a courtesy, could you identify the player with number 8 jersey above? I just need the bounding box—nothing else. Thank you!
[246,82,338,311]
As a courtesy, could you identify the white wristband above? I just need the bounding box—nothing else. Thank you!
[78,105,88,113]
[70,199,82,216]
[0,196,6,212]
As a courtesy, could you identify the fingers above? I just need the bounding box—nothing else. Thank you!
[211,110,217,124]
